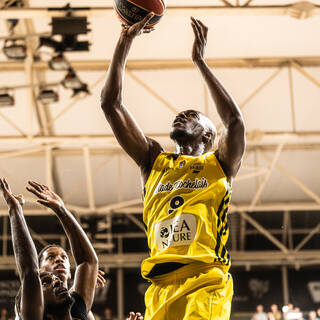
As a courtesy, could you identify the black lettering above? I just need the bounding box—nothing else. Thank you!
[186,232,191,240]
[173,223,180,233]
[180,220,190,232]
[172,234,180,242]
[180,233,186,241]
[162,240,168,248]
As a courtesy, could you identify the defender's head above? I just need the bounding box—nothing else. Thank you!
[39,244,71,284]
[40,271,74,316]
[170,110,216,153]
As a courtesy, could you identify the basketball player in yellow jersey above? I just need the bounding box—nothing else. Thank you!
[101,13,246,320]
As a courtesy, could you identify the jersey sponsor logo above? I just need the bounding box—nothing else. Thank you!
[155,177,208,193]
[168,195,184,214]
[155,214,197,251]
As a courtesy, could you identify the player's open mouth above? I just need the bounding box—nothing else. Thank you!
[55,265,66,271]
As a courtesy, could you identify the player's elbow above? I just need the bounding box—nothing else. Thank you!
[229,115,245,134]
[100,87,121,114]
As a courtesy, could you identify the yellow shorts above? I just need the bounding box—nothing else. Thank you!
[144,263,233,320]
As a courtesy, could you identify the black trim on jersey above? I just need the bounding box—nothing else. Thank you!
[70,291,87,320]
[43,291,87,320]
[146,262,186,278]
[214,191,231,265]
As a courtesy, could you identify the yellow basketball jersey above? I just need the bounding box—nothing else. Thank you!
[141,152,232,280]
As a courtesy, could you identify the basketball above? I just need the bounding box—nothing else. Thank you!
[114,0,166,27]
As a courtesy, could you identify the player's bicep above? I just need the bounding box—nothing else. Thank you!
[103,103,151,167]
[21,273,43,320]
[217,118,245,180]
[73,262,98,313]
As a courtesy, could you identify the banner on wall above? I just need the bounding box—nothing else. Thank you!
[232,269,283,312]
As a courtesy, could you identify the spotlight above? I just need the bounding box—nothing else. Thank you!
[37,89,59,104]
[0,92,14,107]
[3,39,26,60]
[48,53,70,71]
[39,7,90,53]
[62,69,83,89]
[72,83,89,97]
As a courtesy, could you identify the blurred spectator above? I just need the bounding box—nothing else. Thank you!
[294,307,304,320]
[283,303,294,320]
[253,305,268,320]
[308,311,318,320]
[317,309,320,319]
[269,304,282,320]
[0,308,11,320]
[101,307,114,320]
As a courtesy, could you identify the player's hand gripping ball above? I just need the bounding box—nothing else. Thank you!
[114,0,166,28]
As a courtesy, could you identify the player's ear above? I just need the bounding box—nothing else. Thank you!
[202,131,213,151]
[202,131,212,144]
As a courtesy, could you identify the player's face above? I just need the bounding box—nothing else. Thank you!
[40,272,73,308]
[170,110,206,141]
[39,247,71,283]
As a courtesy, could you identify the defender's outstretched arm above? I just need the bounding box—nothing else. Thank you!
[0,178,43,320]
[26,181,98,313]
[191,17,246,181]
[100,13,162,175]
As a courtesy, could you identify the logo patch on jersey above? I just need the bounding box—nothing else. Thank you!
[155,214,197,251]
[190,163,204,171]
[155,177,208,193]
[179,160,186,168]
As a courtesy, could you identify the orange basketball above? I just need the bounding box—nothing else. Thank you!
[114,0,166,28]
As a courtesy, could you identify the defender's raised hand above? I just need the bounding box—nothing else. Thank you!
[191,17,208,62]
[0,178,24,208]
[26,180,64,211]
[127,312,143,320]
[96,269,106,288]
[121,12,155,40]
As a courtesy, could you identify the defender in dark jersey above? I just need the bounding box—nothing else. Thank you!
[0,178,98,320]
[37,245,105,320]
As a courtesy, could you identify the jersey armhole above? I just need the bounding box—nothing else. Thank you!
[143,152,169,195]
[212,152,232,190]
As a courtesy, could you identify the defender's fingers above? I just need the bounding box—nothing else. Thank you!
[26,186,46,199]
[192,18,205,43]
[3,178,11,192]
[191,21,201,41]
[28,180,43,192]
[0,179,6,194]
[41,184,49,190]
[196,19,208,39]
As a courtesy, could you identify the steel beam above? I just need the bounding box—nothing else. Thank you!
[0,5,320,19]
[2,250,320,269]
[1,57,320,72]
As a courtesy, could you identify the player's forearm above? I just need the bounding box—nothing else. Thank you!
[9,206,39,278]
[53,205,98,266]
[101,34,133,111]
[195,59,243,127]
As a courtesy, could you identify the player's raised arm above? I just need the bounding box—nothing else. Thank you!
[0,178,43,320]
[26,181,98,313]
[191,17,246,181]
[100,13,163,173]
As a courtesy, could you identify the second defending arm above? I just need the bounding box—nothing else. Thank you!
[0,179,43,320]
[26,181,98,313]
[191,17,246,182]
